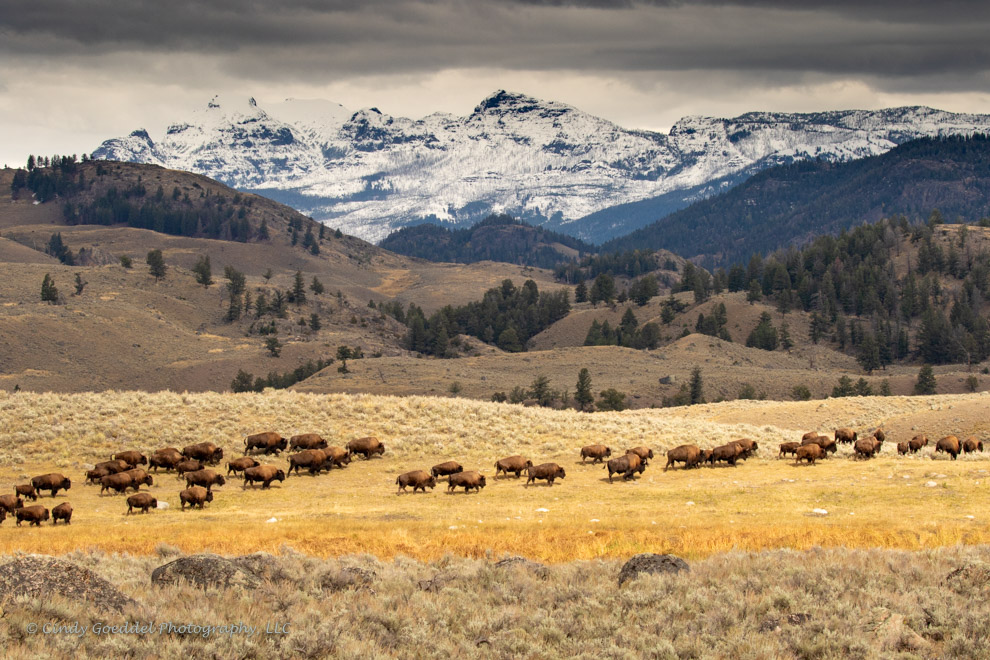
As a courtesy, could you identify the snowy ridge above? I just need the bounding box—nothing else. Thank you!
[92,91,990,243]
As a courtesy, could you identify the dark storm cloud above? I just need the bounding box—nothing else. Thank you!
[2,0,989,87]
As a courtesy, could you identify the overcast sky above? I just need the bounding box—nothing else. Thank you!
[2,0,990,167]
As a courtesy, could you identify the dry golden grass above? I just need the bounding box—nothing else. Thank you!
[2,390,990,561]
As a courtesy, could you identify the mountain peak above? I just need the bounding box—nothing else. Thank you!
[473,90,548,115]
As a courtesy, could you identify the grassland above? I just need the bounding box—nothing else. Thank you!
[2,390,989,561]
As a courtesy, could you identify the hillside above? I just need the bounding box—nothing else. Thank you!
[0,162,563,393]
[379,214,593,268]
[603,135,990,266]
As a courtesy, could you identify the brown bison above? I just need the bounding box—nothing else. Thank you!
[126,493,157,514]
[15,505,49,526]
[936,435,961,460]
[730,438,759,459]
[245,432,288,455]
[802,431,823,443]
[100,473,135,495]
[963,436,984,454]
[0,494,24,514]
[287,449,327,476]
[795,443,823,465]
[226,456,260,475]
[86,467,113,484]
[873,429,886,443]
[175,459,204,476]
[909,435,929,453]
[51,502,72,525]
[182,442,224,465]
[897,442,909,455]
[113,450,147,467]
[179,486,214,510]
[834,428,857,445]
[31,473,71,497]
[802,435,837,455]
[447,471,486,493]
[605,453,644,483]
[853,438,882,459]
[96,459,131,474]
[431,461,464,479]
[580,444,612,464]
[243,465,286,489]
[626,446,654,465]
[15,484,38,501]
[665,444,705,471]
[396,470,437,494]
[320,446,352,471]
[124,468,154,490]
[779,442,800,458]
[495,456,533,478]
[709,443,744,467]
[289,433,328,451]
[184,469,226,491]
[347,437,385,459]
[149,448,183,472]
[526,463,566,487]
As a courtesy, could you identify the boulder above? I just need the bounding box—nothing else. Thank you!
[0,555,137,613]
[618,553,689,586]
[151,553,261,590]
[494,556,549,579]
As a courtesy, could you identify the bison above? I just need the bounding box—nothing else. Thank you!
[51,502,72,525]
[963,436,984,454]
[15,505,49,526]
[935,435,961,460]
[113,450,147,467]
[873,429,886,443]
[289,433,328,451]
[226,456,260,475]
[447,471,486,493]
[431,461,464,480]
[802,431,823,443]
[396,470,437,494]
[730,439,759,459]
[287,449,326,476]
[95,459,131,474]
[495,456,533,478]
[526,463,566,487]
[909,435,929,453]
[853,438,882,459]
[580,444,611,464]
[897,442,909,455]
[802,434,837,455]
[184,469,226,491]
[626,446,654,465]
[100,473,135,495]
[605,453,644,483]
[15,484,37,501]
[182,442,224,465]
[779,442,800,458]
[320,446,352,471]
[347,437,385,459]
[834,428,857,445]
[179,486,214,510]
[243,465,285,489]
[795,443,823,464]
[709,443,744,467]
[85,467,112,484]
[124,468,154,490]
[0,494,24,514]
[665,444,705,471]
[31,473,71,498]
[126,493,157,514]
[245,432,288,455]
[175,459,203,476]
[149,448,183,472]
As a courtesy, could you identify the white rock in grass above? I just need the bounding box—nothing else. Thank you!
[266,517,278,523]
[925,481,938,488]
[686,501,695,506]
[812,509,829,516]
[157,501,169,510]
[535,508,549,512]
[448,525,458,530]
[966,515,976,519]
[590,519,600,523]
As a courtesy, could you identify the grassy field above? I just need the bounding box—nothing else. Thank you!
[2,390,989,560]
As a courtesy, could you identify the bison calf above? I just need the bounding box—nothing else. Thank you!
[51,502,72,525]
[15,484,38,502]
[226,456,260,475]
[396,470,437,494]
[779,442,800,458]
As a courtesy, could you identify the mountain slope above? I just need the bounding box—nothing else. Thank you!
[603,135,990,266]
[93,92,990,243]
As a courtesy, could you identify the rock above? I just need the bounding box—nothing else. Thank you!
[157,501,169,510]
[417,572,455,593]
[494,556,549,579]
[618,553,689,586]
[0,555,138,613]
[812,509,828,516]
[320,566,377,592]
[659,376,676,385]
[151,553,261,590]
[945,562,990,594]
[231,553,283,582]
[873,610,929,652]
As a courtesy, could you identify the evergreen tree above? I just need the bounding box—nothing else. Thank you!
[857,332,881,374]
[497,326,523,352]
[40,273,58,303]
[914,364,937,395]
[309,313,321,332]
[689,366,704,405]
[265,337,282,357]
[529,375,554,407]
[224,266,246,296]
[832,376,855,397]
[336,345,352,372]
[597,388,627,412]
[262,268,273,282]
[310,277,325,295]
[192,255,213,287]
[746,279,762,304]
[146,249,166,281]
[575,368,594,412]
[292,271,306,305]
[779,320,793,350]
[575,280,588,303]
[73,273,86,296]
[589,273,616,306]
[746,312,778,351]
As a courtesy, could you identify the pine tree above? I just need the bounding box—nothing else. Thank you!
[40,273,58,303]
[689,366,704,404]
[746,279,762,304]
[529,375,553,407]
[309,313,321,332]
[597,388,627,412]
[73,273,86,296]
[497,327,523,352]
[310,277,325,295]
[265,337,282,357]
[857,332,881,374]
[914,364,937,395]
[192,255,213,287]
[575,281,588,303]
[292,271,306,305]
[589,273,616,306]
[146,249,166,281]
[746,312,778,351]
[575,368,594,412]
[258,220,270,240]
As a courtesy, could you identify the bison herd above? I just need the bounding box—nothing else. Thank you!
[2,424,986,528]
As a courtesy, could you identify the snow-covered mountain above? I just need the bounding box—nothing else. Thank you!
[93,91,990,244]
